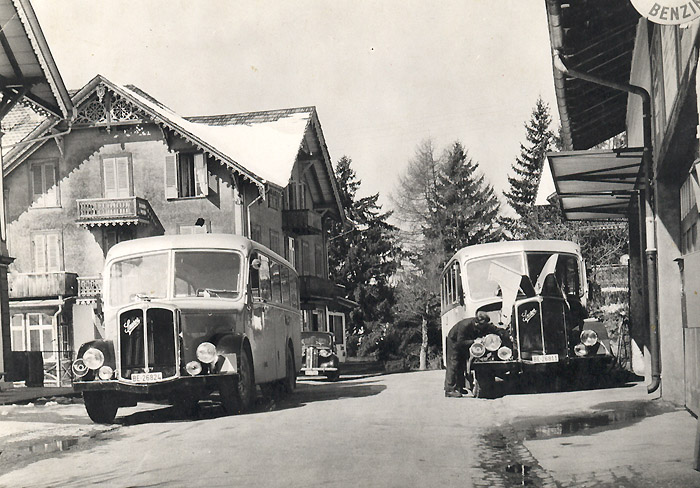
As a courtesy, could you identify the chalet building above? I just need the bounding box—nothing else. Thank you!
[544,1,700,414]
[4,74,353,386]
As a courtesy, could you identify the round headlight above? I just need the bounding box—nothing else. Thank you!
[319,349,332,358]
[580,330,599,347]
[186,361,203,376]
[196,342,218,364]
[98,365,114,380]
[574,343,588,357]
[497,346,513,361]
[83,347,105,370]
[72,359,89,378]
[483,334,502,352]
[470,342,486,358]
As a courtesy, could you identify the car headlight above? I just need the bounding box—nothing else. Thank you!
[470,342,486,358]
[72,359,89,378]
[497,346,513,360]
[186,361,203,376]
[580,330,598,347]
[196,342,218,364]
[574,343,588,357]
[83,348,105,370]
[483,334,502,352]
[319,349,332,358]
[98,365,114,380]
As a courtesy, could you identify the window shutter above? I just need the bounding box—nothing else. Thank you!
[116,156,130,197]
[46,233,61,271]
[31,165,43,202]
[44,164,58,205]
[193,153,208,196]
[165,154,178,199]
[103,158,117,198]
[32,234,46,272]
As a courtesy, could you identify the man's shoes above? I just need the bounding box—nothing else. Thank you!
[445,390,463,398]
[459,388,470,395]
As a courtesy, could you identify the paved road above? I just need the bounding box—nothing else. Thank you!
[0,370,697,488]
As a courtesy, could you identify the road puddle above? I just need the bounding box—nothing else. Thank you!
[21,438,80,455]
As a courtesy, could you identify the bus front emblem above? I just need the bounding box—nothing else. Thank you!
[124,317,141,335]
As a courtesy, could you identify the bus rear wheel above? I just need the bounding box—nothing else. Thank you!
[220,347,255,415]
[83,391,118,424]
[281,345,296,394]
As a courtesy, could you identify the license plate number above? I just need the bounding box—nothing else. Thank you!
[131,372,163,382]
[305,370,319,376]
[531,354,559,364]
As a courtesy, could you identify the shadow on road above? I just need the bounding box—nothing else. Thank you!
[116,378,386,426]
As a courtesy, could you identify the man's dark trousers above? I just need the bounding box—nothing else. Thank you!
[444,340,468,392]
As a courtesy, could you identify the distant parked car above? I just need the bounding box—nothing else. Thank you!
[300,331,340,381]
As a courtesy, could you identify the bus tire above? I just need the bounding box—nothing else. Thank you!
[282,344,296,394]
[83,391,118,424]
[472,371,495,399]
[220,346,255,415]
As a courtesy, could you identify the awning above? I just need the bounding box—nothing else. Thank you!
[547,147,643,220]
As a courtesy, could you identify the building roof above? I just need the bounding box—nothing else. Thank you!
[545,0,640,150]
[0,0,72,118]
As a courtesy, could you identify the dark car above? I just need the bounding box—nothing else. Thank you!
[300,331,340,381]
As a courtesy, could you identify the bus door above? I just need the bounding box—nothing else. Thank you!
[268,259,288,379]
[328,312,347,362]
[249,254,278,383]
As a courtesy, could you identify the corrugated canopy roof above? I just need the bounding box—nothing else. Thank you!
[0,0,72,118]
[547,148,643,220]
[546,0,640,150]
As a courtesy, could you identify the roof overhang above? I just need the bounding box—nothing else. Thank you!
[0,0,72,119]
[547,147,643,220]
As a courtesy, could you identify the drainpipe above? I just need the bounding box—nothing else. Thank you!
[551,53,660,394]
[246,192,264,239]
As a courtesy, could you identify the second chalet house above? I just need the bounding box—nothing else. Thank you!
[4,74,354,386]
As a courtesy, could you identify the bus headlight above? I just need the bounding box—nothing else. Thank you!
[196,342,218,364]
[574,343,588,357]
[98,365,114,380]
[483,334,502,352]
[580,330,599,347]
[186,361,203,376]
[319,349,332,358]
[497,346,513,360]
[83,348,105,370]
[72,359,89,378]
[470,342,486,358]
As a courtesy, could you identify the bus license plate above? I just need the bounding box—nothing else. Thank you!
[531,354,559,363]
[305,370,319,376]
[131,372,162,382]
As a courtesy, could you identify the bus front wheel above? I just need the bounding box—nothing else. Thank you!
[83,391,118,424]
[472,370,496,399]
[220,347,255,415]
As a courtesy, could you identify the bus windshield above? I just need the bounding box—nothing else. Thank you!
[525,252,581,297]
[109,252,169,307]
[174,250,242,299]
[466,253,523,301]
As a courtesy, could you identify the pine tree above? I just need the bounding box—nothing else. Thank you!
[328,156,402,352]
[503,97,555,238]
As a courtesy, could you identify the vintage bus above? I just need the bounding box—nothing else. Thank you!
[71,234,302,423]
[440,240,612,398]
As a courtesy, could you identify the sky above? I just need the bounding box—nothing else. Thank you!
[31,0,559,211]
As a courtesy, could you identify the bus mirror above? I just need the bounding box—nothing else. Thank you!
[251,258,262,270]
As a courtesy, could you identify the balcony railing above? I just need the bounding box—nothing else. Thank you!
[9,272,78,299]
[299,275,346,300]
[77,276,102,299]
[76,197,163,233]
[282,209,323,235]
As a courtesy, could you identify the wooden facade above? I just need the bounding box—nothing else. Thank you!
[4,75,351,385]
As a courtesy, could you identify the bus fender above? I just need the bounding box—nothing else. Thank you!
[213,334,249,375]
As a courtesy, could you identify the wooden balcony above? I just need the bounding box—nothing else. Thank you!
[9,272,78,299]
[76,197,163,232]
[299,275,345,300]
[282,209,323,235]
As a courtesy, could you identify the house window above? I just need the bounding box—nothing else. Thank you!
[165,152,209,199]
[269,230,281,255]
[31,231,63,272]
[302,240,311,275]
[11,314,25,351]
[178,221,210,234]
[285,236,296,268]
[102,155,132,198]
[251,224,262,243]
[30,161,60,207]
[314,244,324,277]
[268,189,283,210]
[103,226,135,255]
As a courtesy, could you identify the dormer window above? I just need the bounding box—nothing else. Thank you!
[165,152,209,199]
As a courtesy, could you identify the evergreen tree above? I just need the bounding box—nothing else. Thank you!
[503,97,555,238]
[328,156,402,351]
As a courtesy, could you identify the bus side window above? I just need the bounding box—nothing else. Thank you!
[259,255,272,302]
[250,253,261,299]
[270,260,282,303]
[281,266,290,305]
